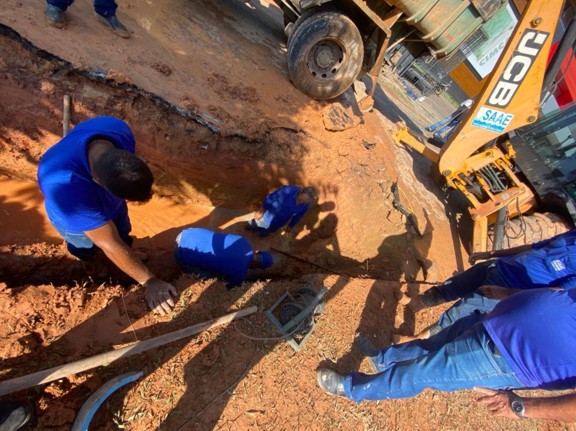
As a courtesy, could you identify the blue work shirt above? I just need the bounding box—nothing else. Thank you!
[497,230,576,290]
[484,288,576,390]
[261,185,311,233]
[37,117,135,233]
[175,228,253,287]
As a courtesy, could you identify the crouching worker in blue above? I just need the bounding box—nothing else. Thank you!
[175,228,276,288]
[38,117,178,315]
[247,185,318,237]
[317,289,576,422]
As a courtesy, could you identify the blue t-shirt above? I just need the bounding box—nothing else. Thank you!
[175,228,253,286]
[262,185,311,232]
[497,230,576,290]
[484,288,576,390]
[37,117,136,233]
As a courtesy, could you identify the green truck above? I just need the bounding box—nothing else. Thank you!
[273,0,508,100]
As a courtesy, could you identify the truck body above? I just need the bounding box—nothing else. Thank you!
[273,0,507,100]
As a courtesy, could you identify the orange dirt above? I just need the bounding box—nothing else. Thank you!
[0,1,573,430]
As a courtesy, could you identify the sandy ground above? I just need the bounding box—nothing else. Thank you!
[0,0,574,430]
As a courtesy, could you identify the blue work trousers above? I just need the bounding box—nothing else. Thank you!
[47,0,118,17]
[435,260,508,328]
[343,313,523,401]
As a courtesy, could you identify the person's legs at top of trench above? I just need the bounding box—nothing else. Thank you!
[343,317,523,402]
[46,0,74,11]
[51,202,133,260]
[93,0,118,17]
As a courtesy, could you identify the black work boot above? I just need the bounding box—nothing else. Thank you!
[45,4,66,29]
[0,400,33,431]
[96,13,130,38]
[317,369,346,397]
[420,286,448,307]
[407,286,448,313]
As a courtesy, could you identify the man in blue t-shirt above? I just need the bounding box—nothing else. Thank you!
[174,228,276,288]
[317,289,576,422]
[45,0,130,38]
[246,185,318,237]
[405,230,576,338]
[38,116,178,315]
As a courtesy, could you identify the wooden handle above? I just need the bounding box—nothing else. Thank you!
[0,306,257,396]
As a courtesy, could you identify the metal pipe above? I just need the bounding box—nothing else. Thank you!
[493,207,509,251]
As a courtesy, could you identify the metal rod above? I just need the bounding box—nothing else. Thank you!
[63,95,71,137]
[493,207,509,251]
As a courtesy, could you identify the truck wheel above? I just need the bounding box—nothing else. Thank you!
[287,11,363,100]
[491,212,571,249]
[286,8,319,44]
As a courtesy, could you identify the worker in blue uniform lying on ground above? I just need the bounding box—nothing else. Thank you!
[174,227,276,288]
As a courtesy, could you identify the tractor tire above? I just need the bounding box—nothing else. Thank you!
[491,212,571,249]
[287,11,363,100]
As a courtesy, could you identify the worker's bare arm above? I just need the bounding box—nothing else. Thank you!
[84,222,178,314]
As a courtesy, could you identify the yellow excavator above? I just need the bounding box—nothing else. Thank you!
[394,0,576,252]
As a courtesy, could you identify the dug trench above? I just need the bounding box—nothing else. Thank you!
[0,24,439,288]
[0,24,496,431]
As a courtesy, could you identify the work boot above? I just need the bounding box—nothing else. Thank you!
[96,13,130,38]
[45,4,66,29]
[407,286,447,313]
[356,335,380,373]
[0,400,33,431]
[420,286,448,307]
[317,369,346,398]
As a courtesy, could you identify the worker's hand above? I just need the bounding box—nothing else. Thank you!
[143,278,178,315]
[478,285,516,300]
[468,251,492,265]
[474,387,519,419]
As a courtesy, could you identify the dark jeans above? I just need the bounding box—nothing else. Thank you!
[435,260,510,329]
[47,0,118,17]
[435,260,508,301]
[246,219,271,237]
